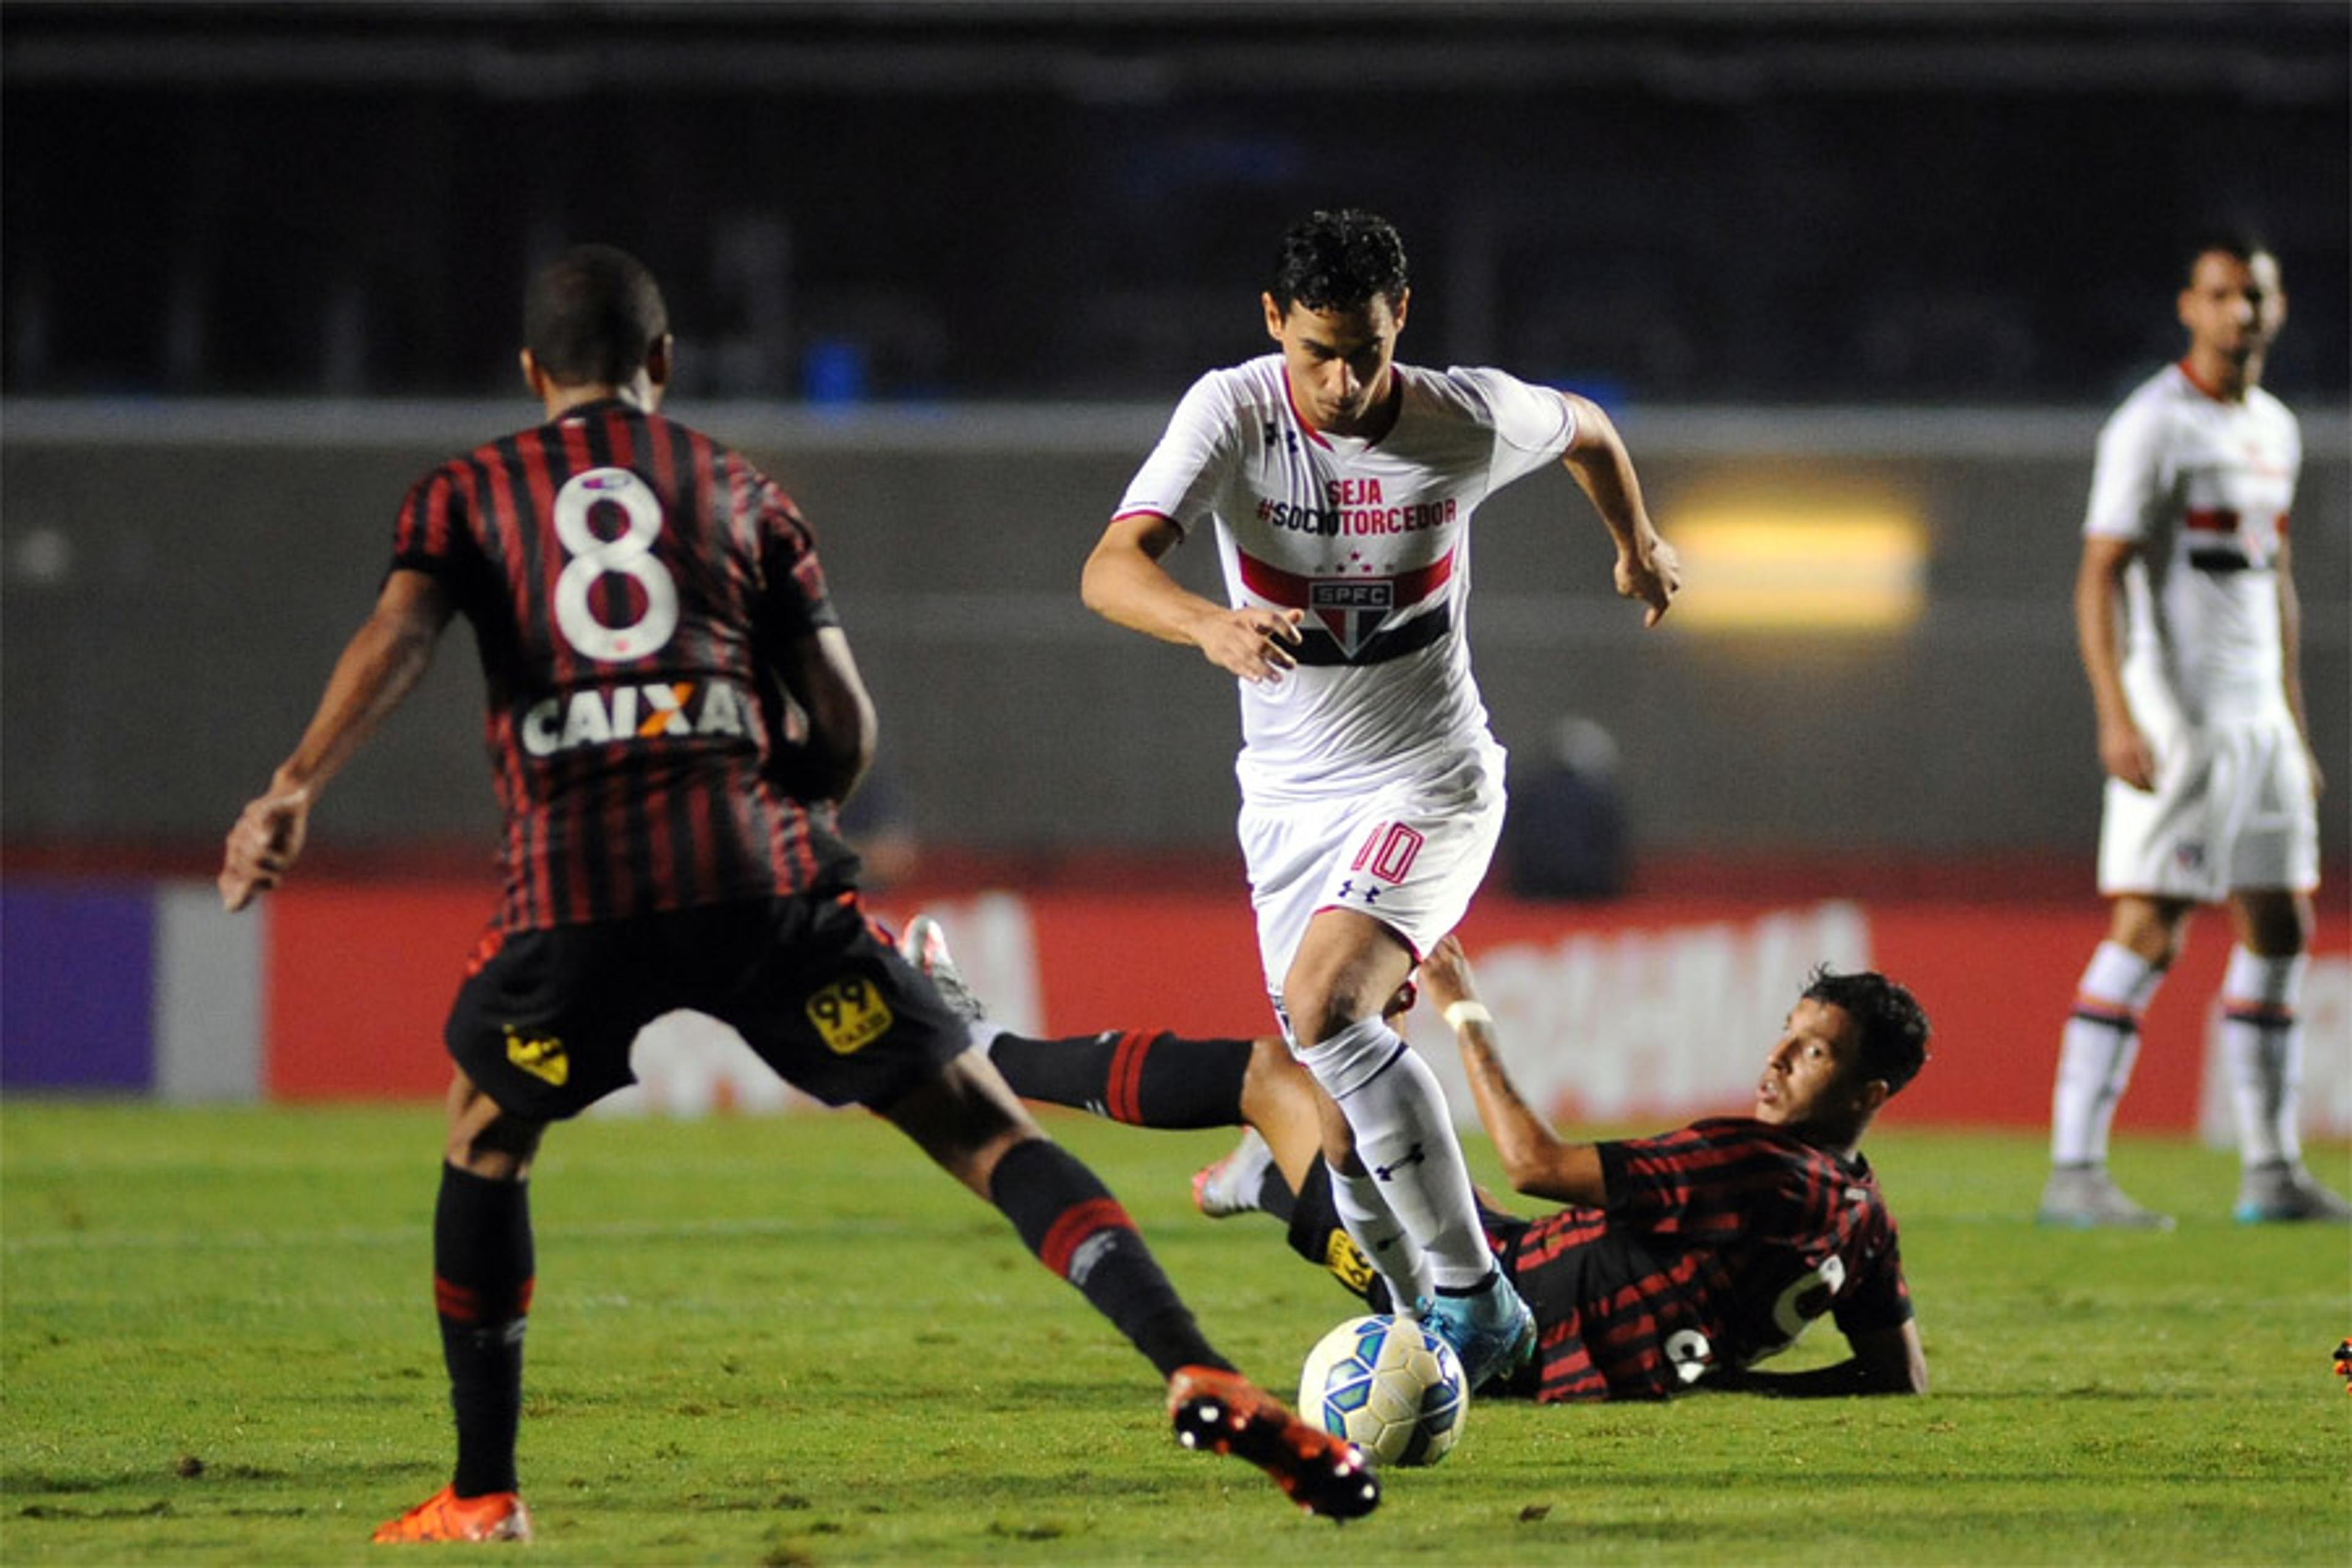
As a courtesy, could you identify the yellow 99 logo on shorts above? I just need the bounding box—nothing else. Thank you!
[503,1026,570,1086]
[806,974,894,1055]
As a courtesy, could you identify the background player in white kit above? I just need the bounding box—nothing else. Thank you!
[2039,233,2347,1229]
[1082,209,1680,1386]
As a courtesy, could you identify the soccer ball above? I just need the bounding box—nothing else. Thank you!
[1297,1314,1467,1468]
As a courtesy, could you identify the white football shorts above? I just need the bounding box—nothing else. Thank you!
[1240,740,1507,1005]
[2098,708,2320,901]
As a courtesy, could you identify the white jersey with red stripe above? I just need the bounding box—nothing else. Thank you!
[1117,353,1576,802]
[2085,360,2301,727]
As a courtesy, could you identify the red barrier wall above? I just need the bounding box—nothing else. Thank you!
[266,884,485,1099]
[260,880,2346,1131]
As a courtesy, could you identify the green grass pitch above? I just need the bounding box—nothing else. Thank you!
[5,1102,2346,1564]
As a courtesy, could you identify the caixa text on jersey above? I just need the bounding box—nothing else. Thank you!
[517,678,755,758]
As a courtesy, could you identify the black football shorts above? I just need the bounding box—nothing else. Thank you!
[443,893,969,1121]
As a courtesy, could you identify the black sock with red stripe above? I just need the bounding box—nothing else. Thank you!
[434,1164,533,1498]
[988,1137,1232,1378]
[986,1030,1253,1128]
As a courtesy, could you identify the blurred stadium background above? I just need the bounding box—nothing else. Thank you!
[3,1,2345,1145]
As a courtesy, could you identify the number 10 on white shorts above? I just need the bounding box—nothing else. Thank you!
[1243,782,1506,989]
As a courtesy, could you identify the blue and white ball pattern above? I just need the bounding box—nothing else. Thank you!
[1297,1314,1468,1467]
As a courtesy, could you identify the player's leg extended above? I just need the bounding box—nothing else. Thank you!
[984,1026,1259,1129]
[984,1018,1382,1298]
[878,1048,1376,1518]
[2040,894,2185,1229]
[902,916,1319,1215]
[1280,916,1428,1311]
[882,1046,1237,1374]
[374,1069,542,1544]
[380,916,661,1543]
[901,918,1406,1351]
[1239,798,1432,1310]
[1287,910,1482,1280]
[1285,908,1532,1387]
[2225,888,2350,1221]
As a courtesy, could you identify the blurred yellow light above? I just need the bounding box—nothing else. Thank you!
[1672,507,1927,631]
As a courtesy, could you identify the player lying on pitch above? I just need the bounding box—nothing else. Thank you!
[907,920,1930,1402]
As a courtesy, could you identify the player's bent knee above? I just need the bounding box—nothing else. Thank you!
[1284,941,1414,1046]
[911,1117,1038,1198]
[2232,889,2312,956]
[1294,1016,1402,1101]
[2108,896,2190,967]
[880,1052,1041,1196]
[1284,976,1386,1046]
[444,1105,543,1181]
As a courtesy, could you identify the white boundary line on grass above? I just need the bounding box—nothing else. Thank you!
[0,1214,920,1254]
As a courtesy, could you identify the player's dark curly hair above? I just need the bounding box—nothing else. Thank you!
[1802,965,1931,1096]
[2185,227,2274,284]
[1270,209,1409,315]
[524,244,669,388]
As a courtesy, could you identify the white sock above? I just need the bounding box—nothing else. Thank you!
[1298,1016,1495,1293]
[2051,941,2165,1166]
[2222,947,2306,1169]
[1327,1160,1431,1311]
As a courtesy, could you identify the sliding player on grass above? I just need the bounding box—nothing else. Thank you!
[910,919,1929,1401]
[217,246,1376,1542]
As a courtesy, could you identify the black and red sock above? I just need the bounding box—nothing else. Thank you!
[986,1030,1252,1129]
[988,1137,1232,1378]
[433,1164,533,1498]
[1284,1161,1391,1313]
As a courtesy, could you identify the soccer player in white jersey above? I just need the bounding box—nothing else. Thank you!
[1082,209,1681,1385]
[2039,233,2346,1228]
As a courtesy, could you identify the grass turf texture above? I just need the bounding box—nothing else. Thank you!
[4,1102,2346,1565]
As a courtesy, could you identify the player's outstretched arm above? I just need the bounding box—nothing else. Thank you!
[1708,1320,1928,1398]
[2074,535,2156,791]
[219,569,454,911]
[1558,393,1679,627]
[1419,936,1606,1206]
[1082,511,1303,685]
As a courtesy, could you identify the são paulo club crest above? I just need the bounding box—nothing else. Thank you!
[1311,579,1398,658]
[1237,547,1457,664]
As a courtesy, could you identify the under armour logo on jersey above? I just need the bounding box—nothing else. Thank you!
[1373,1143,1426,1182]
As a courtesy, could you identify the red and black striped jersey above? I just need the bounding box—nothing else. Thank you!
[390,398,857,930]
[1501,1118,1909,1402]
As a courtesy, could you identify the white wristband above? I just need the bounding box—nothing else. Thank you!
[1442,1001,1493,1031]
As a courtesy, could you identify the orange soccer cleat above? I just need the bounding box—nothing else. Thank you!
[1167,1365,1380,1521]
[371,1484,533,1544]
